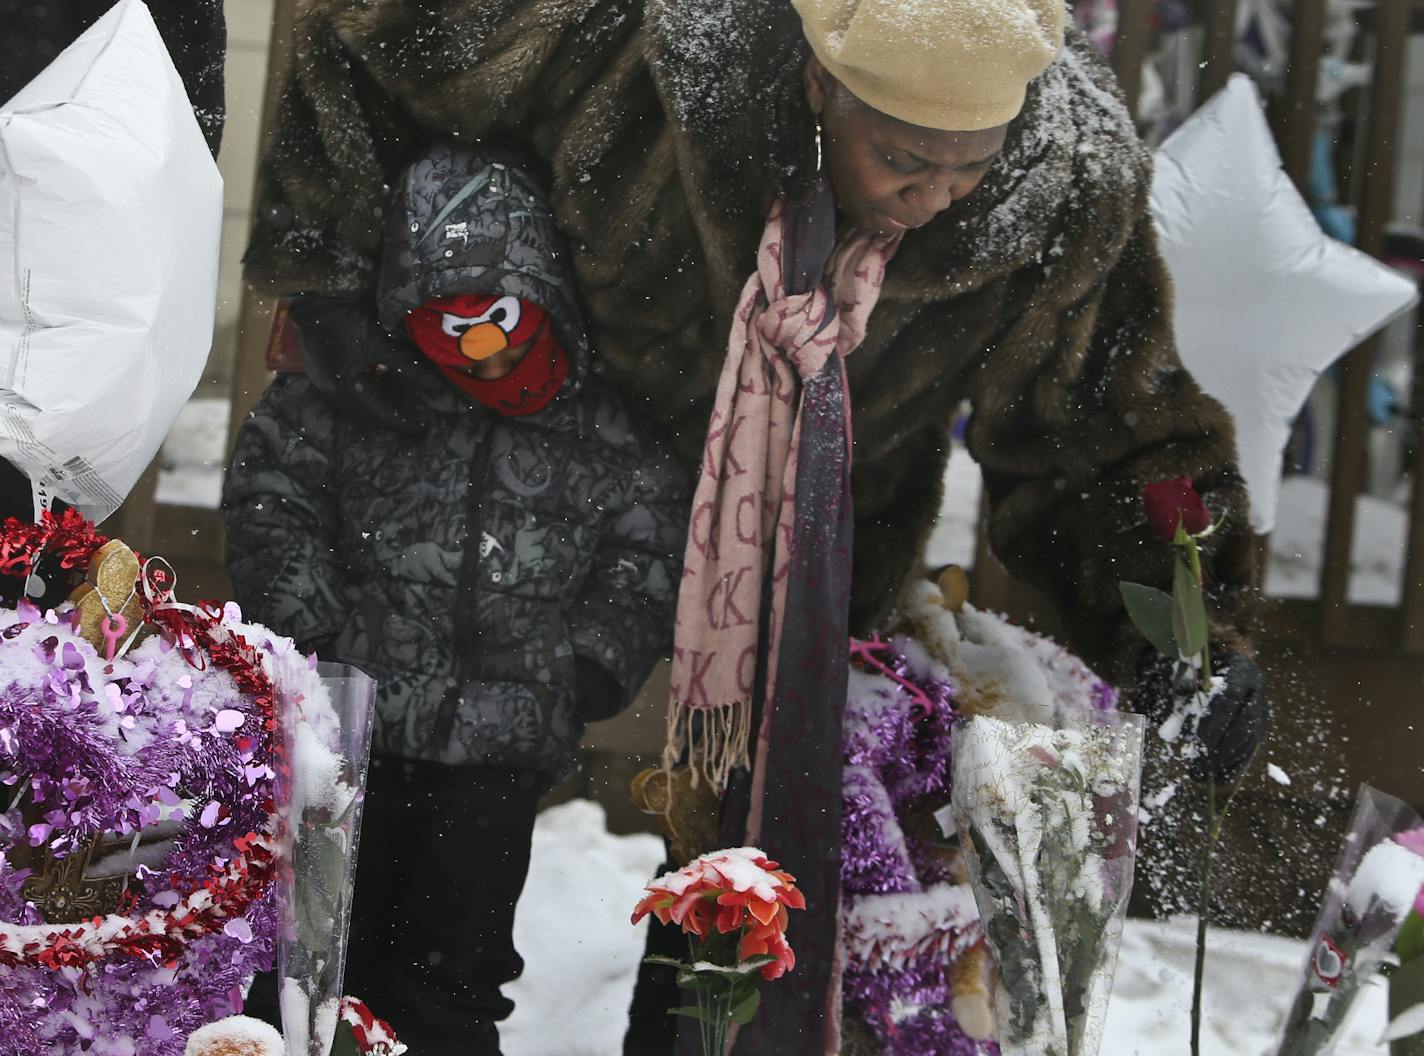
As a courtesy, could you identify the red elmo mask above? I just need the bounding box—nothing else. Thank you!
[404,293,569,416]
[404,293,548,368]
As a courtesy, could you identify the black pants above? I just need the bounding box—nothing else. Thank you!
[623,859,683,1055]
[248,756,542,1056]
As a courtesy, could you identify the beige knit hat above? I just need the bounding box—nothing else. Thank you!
[793,0,1066,131]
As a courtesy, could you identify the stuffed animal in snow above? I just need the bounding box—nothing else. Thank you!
[897,566,1118,723]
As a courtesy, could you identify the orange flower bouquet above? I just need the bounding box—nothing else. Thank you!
[632,847,806,1055]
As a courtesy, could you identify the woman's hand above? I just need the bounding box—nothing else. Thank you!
[1133,649,1269,784]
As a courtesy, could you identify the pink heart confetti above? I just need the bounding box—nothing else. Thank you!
[223,918,253,944]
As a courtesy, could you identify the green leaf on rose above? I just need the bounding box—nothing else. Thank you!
[1120,581,1178,659]
[296,882,337,953]
[328,1022,361,1056]
[1398,911,1424,964]
[669,1004,720,1025]
[730,988,762,1024]
[1171,555,1209,660]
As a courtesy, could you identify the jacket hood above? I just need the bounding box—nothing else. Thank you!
[377,143,591,392]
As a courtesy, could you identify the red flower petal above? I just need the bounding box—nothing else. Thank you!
[1143,477,1212,540]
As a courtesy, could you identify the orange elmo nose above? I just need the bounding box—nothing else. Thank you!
[459,322,509,362]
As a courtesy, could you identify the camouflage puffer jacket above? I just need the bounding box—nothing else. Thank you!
[222,145,689,778]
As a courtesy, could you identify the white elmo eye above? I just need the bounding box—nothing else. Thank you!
[440,314,476,338]
[481,296,521,334]
[438,296,521,338]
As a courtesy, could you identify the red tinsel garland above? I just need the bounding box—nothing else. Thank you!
[0,508,110,579]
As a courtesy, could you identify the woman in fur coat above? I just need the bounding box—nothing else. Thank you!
[243,3,1268,1050]
[244,0,1265,771]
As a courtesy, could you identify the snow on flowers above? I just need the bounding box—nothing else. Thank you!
[1278,786,1424,1055]
[181,999,406,1056]
[632,847,804,981]
[947,712,1144,1056]
[632,847,806,1055]
[337,996,408,1055]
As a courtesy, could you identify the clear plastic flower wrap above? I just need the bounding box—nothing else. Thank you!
[274,661,376,1056]
[1276,785,1424,1056]
[946,710,1144,1056]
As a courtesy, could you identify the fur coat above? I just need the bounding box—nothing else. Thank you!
[243,0,1256,676]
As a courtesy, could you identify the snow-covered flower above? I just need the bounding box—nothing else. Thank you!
[1393,827,1424,917]
[338,996,408,1055]
[949,713,1144,1056]
[1279,788,1424,1055]
[182,1015,283,1056]
[632,846,806,1053]
[632,847,805,980]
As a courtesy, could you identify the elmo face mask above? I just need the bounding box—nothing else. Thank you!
[404,292,570,416]
[404,293,548,368]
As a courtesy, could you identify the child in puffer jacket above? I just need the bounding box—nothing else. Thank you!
[222,143,689,1056]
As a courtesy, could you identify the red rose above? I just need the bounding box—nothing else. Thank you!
[1143,477,1212,540]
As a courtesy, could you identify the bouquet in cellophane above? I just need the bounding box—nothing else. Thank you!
[1276,785,1424,1056]
[947,709,1144,1056]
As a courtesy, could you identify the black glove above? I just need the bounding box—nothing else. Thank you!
[286,294,426,434]
[1132,648,1269,784]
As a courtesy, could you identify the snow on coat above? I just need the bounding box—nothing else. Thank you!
[224,146,689,777]
[242,1,1255,677]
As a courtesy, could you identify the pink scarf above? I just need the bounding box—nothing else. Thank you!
[666,198,900,790]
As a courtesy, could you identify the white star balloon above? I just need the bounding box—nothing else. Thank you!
[1151,73,1418,533]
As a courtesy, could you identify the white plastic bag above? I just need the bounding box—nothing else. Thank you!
[1151,74,1417,534]
[0,0,222,522]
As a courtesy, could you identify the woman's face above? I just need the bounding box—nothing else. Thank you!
[805,55,1009,237]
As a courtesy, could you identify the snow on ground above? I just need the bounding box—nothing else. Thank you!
[156,397,230,508]
[504,801,1392,1056]
[1103,917,1389,1056]
[502,801,665,1056]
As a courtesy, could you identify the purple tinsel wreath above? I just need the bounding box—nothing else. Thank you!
[0,599,303,1056]
[841,637,993,1056]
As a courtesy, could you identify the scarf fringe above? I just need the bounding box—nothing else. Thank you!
[663,699,753,796]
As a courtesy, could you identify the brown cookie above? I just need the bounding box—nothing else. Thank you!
[69,539,145,656]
